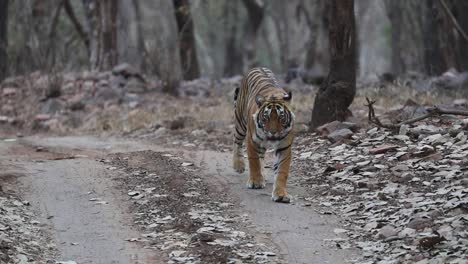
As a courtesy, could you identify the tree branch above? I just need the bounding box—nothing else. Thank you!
[365,97,468,130]
[63,0,90,54]
[438,0,468,42]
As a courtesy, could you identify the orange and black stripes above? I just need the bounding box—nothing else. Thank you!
[234,67,279,146]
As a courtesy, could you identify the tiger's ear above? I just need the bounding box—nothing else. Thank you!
[255,95,264,107]
[283,91,292,101]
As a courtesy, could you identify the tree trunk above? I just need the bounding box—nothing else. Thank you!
[151,0,182,95]
[304,0,329,76]
[223,0,243,77]
[173,0,199,80]
[384,0,405,76]
[423,0,446,75]
[0,0,8,81]
[98,0,118,70]
[82,0,118,71]
[310,0,356,129]
[439,0,468,72]
[132,0,146,71]
[64,0,90,55]
[242,0,264,70]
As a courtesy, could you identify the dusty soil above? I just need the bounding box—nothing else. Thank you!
[0,135,359,264]
[2,71,467,263]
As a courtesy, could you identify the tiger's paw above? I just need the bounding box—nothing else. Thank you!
[246,178,265,189]
[272,190,290,203]
[233,156,245,173]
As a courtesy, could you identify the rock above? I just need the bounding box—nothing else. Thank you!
[191,129,207,137]
[419,235,445,249]
[1,104,14,114]
[422,133,448,145]
[61,81,75,91]
[368,145,398,155]
[2,87,17,97]
[377,225,398,239]
[109,74,126,89]
[407,217,433,230]
[0,116,8,123]
[327,128,353,143]
[97,71,111,80]
[41,99,63,114]
[97,79,109,88]
[399,124,410,135]
[125,77,147,93]
[112,63,139,77]
[96,86,122,101]
[453,99,468,108]
[34,114,51,121]
[166,117,187,130]
[317,121,358,136]
[82,80,95,91]
[68,97,85,111]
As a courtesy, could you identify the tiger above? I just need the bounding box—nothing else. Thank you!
[233,67,295,203]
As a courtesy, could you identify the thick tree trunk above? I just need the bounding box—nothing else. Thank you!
[242,0,264,70]
[98,0,118,70]
[310,0,356,129]
[304,0,329,76]
[384,0,405,76]
[0,0,8,81]
[132,0,146,71]
[440,0,468,72]
[151,0,182,95]
[173,0,199,80]
[64,0,90,54]
[424,0,446,75]
[82,0,118,71]
[223,0,243,77]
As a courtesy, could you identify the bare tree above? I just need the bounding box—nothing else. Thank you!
[63,0,90,54]
[242,0,264,70]
[82,0,118,71]
[384,0,405,76]
[302,0,329,77]
[223,0,243,77]
[310,0,356,129]
[132,0,146,71]
[424,0,468,75]
[150,0,183,95]
[174,0,199,80]
[0,0,8,81]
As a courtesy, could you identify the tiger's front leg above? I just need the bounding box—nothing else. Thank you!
[246,135,266,189]
[272,145,292,203]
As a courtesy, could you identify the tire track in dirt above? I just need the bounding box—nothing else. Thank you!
[4,136,359,263]
[1,139,161,263]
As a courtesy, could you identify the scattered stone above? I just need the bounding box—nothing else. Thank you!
[368,145,398,155]
[376,225,398,239]
[34,114,51,121]
[2,87,17,97]
[327,128,353,143]
[317,121,358,136]
[112,63,140,77]
[41,99,63,114]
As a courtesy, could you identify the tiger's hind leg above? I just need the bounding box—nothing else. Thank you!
[246,135,266,189]
[272,144,292,203]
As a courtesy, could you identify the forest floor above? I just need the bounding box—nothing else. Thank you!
[0,68,467,263]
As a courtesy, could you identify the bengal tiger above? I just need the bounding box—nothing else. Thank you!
[233,67,295,203]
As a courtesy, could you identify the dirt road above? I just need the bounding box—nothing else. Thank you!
[0,136,358,263]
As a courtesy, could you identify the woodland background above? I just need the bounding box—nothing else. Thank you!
[1,0,468,86]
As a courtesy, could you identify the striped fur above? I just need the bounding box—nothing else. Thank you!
[232,67,295,203]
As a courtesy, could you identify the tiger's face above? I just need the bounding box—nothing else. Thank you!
[254,92,294,141]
